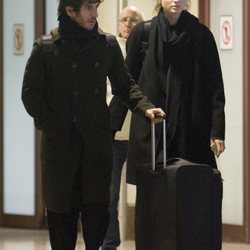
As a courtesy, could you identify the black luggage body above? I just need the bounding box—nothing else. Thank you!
[135,122,223,250]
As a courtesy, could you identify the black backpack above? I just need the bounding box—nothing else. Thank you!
[140,21,151,61]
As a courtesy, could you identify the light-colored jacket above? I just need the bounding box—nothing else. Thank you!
[107,36,131,141]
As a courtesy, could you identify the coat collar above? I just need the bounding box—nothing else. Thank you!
[48,27,107,53]
[50,27,106,41]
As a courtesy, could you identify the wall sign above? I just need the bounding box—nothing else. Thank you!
[13,24,24,55]
[220,16,233,50]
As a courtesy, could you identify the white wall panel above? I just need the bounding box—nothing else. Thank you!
[46,0,59,33]
[210,0,243,225]
[3,0,35,215]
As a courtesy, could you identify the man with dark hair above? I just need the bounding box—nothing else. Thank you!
[57,0,104,16]
[21,0,164,249]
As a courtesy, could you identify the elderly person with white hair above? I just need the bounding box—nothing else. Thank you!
[102,5,144,250]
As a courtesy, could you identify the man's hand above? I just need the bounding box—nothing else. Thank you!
[210,139,225,157]
[145,108,166,124]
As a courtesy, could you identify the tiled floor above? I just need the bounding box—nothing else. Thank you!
[0,228,249,250]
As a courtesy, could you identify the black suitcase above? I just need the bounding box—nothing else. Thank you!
[135,121,223,250]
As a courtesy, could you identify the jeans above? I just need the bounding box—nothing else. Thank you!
[102,140,128,250]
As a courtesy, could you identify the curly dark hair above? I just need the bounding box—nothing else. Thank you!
[58,0,104,16]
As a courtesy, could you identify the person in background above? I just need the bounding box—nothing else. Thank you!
[103,6,144,250]
[109,0,225,186]
[21,0,165,249]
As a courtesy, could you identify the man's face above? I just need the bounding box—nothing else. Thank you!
[66,2,99,30]
[118,8,142,39]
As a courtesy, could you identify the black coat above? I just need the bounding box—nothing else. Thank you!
[21,28,154,212]
[109,11,225,185]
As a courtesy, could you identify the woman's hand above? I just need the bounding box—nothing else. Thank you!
[210,139,225,157]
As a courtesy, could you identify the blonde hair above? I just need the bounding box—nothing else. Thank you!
[155,0,191,13]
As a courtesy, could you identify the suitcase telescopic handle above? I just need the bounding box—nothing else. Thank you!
[151,119,166,171]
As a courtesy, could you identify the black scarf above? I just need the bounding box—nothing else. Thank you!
[156,10,193,71]
[149,9,200,148]
[58,14,99,43]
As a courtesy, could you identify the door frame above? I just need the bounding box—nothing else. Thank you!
[242,0,250,243]
[198,0,210,26]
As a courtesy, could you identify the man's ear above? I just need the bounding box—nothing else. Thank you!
[65,6,75,17]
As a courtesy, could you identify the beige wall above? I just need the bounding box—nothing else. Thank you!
[127,0,156,20]
[98,0,119,35]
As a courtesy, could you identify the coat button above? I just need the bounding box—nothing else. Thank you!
[72,62,77,69]
[73,91,78,97]
[94,62,100,68]
[94,88,99,94]
[72,117,77,123]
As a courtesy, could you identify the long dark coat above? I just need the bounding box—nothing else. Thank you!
[109,11,225,185]
[21,28,154,212]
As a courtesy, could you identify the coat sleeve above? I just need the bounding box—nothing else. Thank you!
[125,22,146,83]
[107,34,154,129]
[202,27,225,140]
[21,40,53,129]
[109,96,129,131]
[109,23,147,131]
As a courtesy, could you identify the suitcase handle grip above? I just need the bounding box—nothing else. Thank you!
[151,119,166,171]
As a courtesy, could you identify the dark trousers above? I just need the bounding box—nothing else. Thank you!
[47,171,109,250]
[47,203,109,250]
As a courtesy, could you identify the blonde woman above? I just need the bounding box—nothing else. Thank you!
[110,0,225,183]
